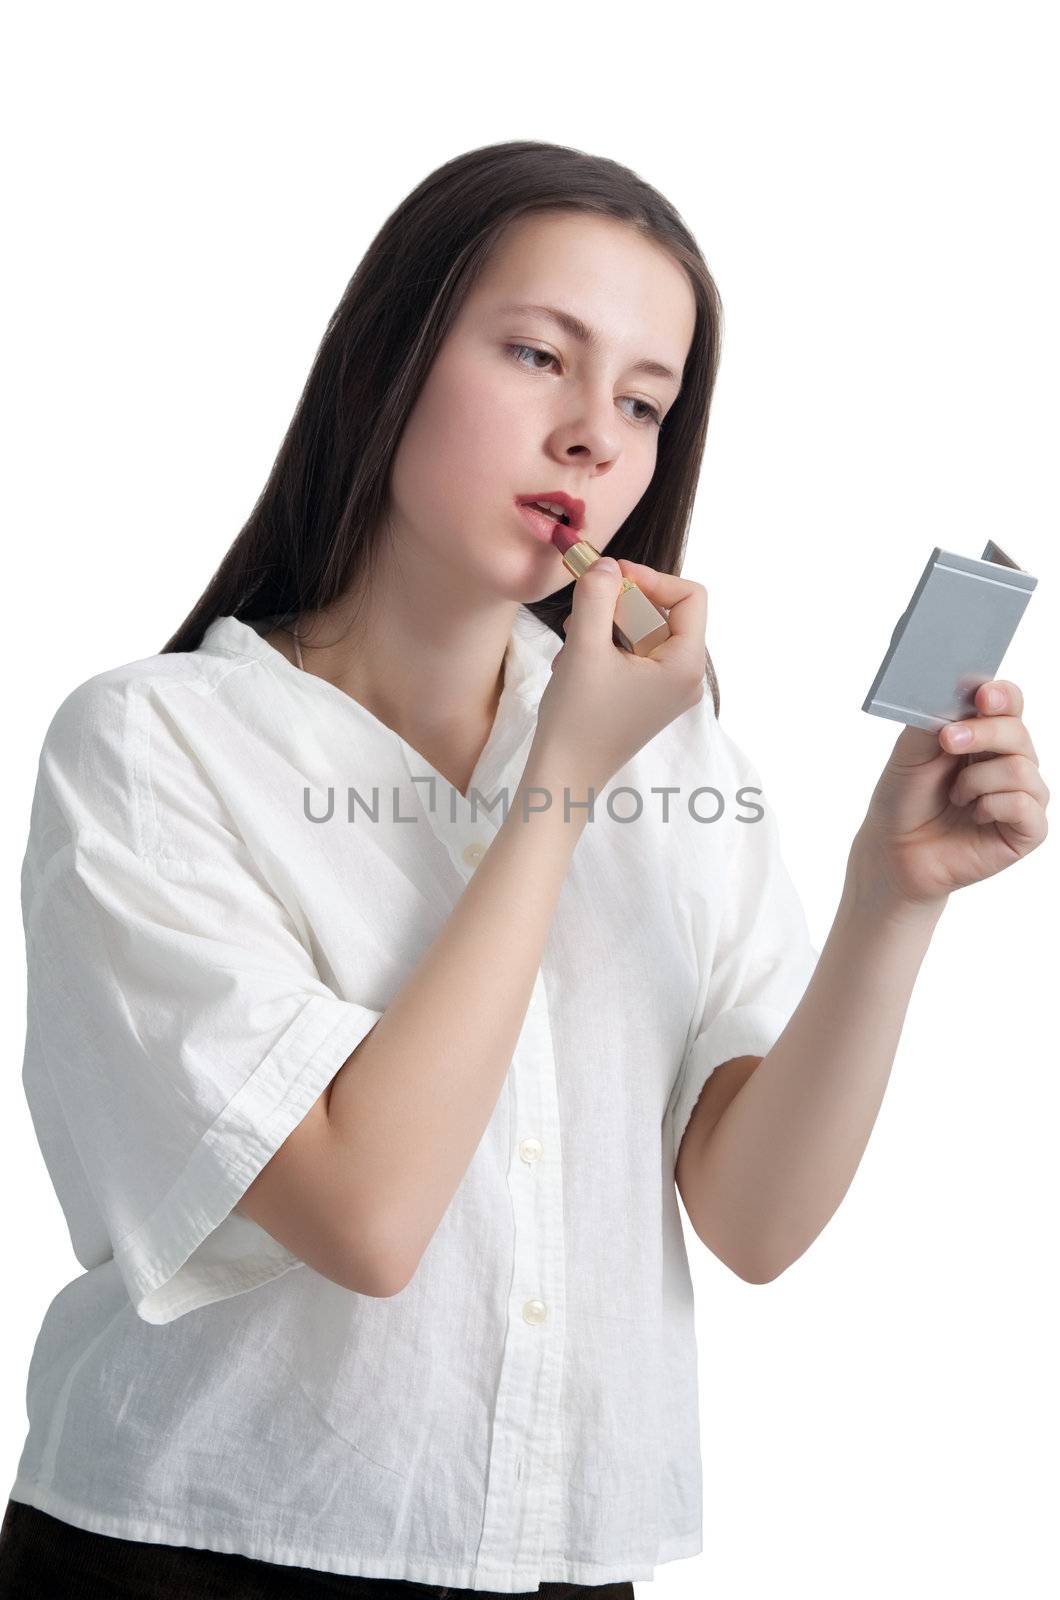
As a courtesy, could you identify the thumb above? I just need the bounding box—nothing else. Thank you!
[885,720,954,772]
[565,557,622,650]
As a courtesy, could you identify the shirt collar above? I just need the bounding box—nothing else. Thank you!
[200,607,562,850]
[200,605,561,710]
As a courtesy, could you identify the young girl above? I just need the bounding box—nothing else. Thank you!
[1,141,1047,1598]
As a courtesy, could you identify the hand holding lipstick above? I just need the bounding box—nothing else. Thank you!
[532,557,709,796]
[549,521,672,655]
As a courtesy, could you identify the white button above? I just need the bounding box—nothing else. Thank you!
[519,1138,542,1164]
[462,840,485,868]
[522,1299,548,1325]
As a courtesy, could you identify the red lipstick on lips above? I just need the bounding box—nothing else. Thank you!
[514,492,585,545]
[515,491,585,531]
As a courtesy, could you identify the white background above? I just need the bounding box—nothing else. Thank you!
[2,3,1057,1595]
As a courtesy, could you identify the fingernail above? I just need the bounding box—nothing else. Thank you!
[595,557,618,574]
[947,725,972,747]
[985,687,1004,710]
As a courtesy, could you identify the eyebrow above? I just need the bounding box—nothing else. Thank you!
[496,302,682,389]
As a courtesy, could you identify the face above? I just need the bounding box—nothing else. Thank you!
[382,210,698,603]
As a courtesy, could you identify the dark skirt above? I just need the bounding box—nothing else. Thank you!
[0,1499,636,1599]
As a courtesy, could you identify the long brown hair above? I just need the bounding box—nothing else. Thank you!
[161,140,725,716]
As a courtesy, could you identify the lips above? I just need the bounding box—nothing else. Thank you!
[514,491,585,532]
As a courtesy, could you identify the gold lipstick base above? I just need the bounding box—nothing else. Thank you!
[560,539,672,656]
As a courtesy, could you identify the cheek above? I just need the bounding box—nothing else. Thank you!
[393,350,522,514]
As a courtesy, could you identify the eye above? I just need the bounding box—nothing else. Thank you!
[505,343,664,429]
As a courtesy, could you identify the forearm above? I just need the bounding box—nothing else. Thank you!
[691,832,947,1284]
[328,747,586,1291]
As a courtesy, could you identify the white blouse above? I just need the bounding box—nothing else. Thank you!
[10,606,819,1590]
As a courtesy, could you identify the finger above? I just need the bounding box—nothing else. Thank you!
[888,721,957,770]
[975,679,1024,720]
[939,713,1038,766]
[607,558,705,610]
[607,559,708,645]
[967,788,1049,849]
[564,558,630,652]
[948,753,1051,809]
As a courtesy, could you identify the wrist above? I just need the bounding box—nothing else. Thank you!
[511,757,594,834]
[844,830,950,932]
[522,741,600,814]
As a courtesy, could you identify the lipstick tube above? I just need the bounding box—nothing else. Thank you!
[551,524,671,656]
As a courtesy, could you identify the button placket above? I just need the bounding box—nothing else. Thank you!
[462,839,486,868]
[476,983,566,1576]
[400,750,504,878]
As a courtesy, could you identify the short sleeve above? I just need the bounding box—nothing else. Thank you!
[668,714,820,1167]
[20,674,384,1325]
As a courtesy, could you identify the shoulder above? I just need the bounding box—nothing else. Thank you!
[43,646,245,746]
[30,648,247,865]
[645,684,723,783]
[39,639,258,768]
[669,690,766,791]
